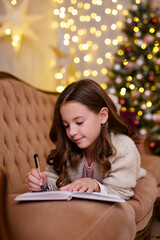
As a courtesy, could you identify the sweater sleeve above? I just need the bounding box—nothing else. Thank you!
[44,165,59,191]
[102,134,146,200]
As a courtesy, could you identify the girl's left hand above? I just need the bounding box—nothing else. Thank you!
[60,178,100,193]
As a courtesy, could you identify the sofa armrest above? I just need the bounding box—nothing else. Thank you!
[0,167,12,240]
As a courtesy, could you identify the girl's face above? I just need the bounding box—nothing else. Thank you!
[60,101,108,154]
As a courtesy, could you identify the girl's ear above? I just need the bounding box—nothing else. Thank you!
[100,107,108,124]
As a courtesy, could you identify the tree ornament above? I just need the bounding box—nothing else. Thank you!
[139,128,148,136]
[115,76,122,84]
[136,73,143,80]
[135,31,142,38]
[151,16,159,25]
[124,37,129,42]
[136,57,144,66]
[125,46,132,53]
[134,119,140,126]
[155,58,160,65]
[143,34,154,44]
[150,1,160,11]
[144,113,152,121]
[131,89,141,99]
[126,18,132,24]
[108,87,116,95]
[141,103,147,110]
[132,4,138,11]
[119,99,125,105]
[156,31,160,38]
[126,18,133,27]
[144,89,152,97]
[149,142,156,149]
[114,63,121,71]
[133,100,138,106]
[137,39,144,47]
[148,74,156,82]
[152,114,160,124]
[125,61,134,70]
[120,110,136,133]
[143,14,148,19]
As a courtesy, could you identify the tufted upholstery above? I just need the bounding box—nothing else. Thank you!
[0,73,159,240]
[0,75,58,192]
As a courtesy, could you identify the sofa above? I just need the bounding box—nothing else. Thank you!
[0,72,159,240]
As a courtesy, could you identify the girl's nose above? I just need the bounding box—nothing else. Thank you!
[69,125,77,136]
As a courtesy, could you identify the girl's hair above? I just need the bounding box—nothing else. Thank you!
[47,79,134,188]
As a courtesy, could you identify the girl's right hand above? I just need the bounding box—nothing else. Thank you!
[25,168,47,192]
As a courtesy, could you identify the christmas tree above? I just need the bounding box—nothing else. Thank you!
[107,0,160,155]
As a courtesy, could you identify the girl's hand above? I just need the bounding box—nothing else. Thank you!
[25,168,47,192]
[60,178,100,193]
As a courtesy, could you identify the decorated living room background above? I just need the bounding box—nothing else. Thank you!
[0,0,159,155]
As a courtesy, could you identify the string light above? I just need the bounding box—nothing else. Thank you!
[74,57,80,63]
[149,27,155,33]
[133,26,139,32]
[52,0,125,91]
[56,85,65,92]
[121,107,127,111]
[101,68,108,75]
[141,43,147,49]
[5,28,11,35]
[146,101,152,108]
[11,0,17,5]
[139,87,144,93]
[138,111,143,116]
[120,87,126,96]
[118,49,124,55]
[101,83,107,90]
[129,84,135,90]
[97,58,103,64]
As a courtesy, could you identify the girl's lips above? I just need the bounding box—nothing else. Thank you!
[74,137,83,143]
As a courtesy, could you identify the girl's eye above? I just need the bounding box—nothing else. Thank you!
[77,122,83,125]
[63,125,69,128]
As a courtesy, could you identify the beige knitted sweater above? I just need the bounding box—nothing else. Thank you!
[45,133,146,200]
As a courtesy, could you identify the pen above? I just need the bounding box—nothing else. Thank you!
[33,153,44,192]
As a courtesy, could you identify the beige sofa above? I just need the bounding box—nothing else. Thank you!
[0,72,159,240]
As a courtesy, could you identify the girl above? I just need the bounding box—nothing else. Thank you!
[26,79,146,200]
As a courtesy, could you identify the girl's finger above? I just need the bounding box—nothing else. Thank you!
[25,182,42,192]
[78,185,88,192]
[27,173,42,186]
[60,184,70,191]
[86,187,93,193]
[30,168,41,180]
[72,183,83,192]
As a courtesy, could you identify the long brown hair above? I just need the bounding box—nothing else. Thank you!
[47,79,132,188]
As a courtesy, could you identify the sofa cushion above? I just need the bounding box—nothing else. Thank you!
[141,155,160,184]
[8,194,136,240]
[128,172,157,223]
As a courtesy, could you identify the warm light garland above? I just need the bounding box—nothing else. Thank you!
[51,0,126,91]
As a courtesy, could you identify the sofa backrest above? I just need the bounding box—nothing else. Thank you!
[0,74,58,192]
